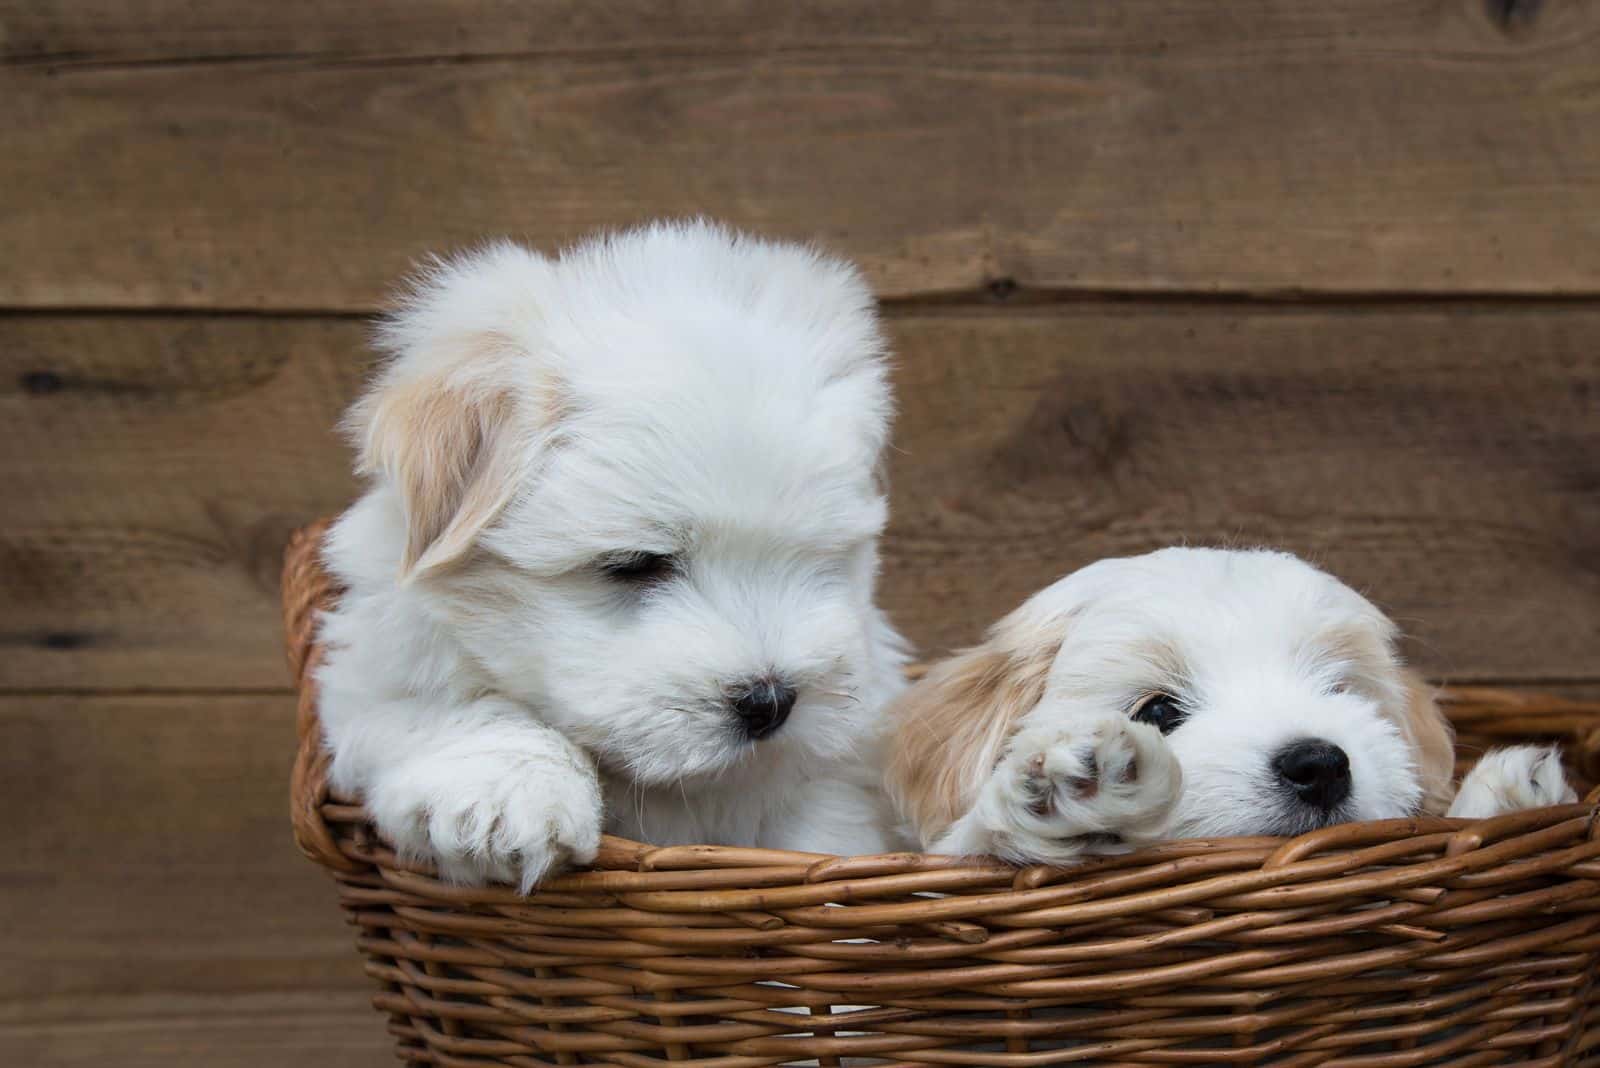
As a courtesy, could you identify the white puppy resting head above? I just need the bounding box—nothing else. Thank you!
[341,221,898,788]
[887,548,1455,850]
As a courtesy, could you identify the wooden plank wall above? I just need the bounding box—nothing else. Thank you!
[3,3,1598,1064]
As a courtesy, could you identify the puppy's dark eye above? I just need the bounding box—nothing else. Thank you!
[1132,693,1188,734]
[598,552,677,584]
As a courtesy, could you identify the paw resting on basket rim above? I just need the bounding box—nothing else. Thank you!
[365,744,603,892]
[1447,745,1577,820]
[955,714,1182,866]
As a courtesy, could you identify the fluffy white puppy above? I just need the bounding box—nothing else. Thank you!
[887,548,1576,864]
[316,221,909,889]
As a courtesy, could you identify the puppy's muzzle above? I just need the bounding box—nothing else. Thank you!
[729,677,797,740]
[1273,739,1351,811]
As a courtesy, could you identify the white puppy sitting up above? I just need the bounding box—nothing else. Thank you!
[887,548,1577,865]
[316,221,909,889]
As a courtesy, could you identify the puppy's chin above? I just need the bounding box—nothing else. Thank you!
[1164,799,1357,840]
[1165,770,1421,840]
[1251,800,1360,838]
[596,741,752,787]
[598,727,752,787]
[573,696,866,789]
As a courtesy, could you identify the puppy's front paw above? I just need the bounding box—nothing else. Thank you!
[368,747,602,891]
[984,715,1182,864]
[1447,745,1576,820]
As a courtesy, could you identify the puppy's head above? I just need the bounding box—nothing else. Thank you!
[887,548,1454,847]
[350,221,898,785]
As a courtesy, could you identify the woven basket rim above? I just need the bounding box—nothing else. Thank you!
[283,518,1600,883]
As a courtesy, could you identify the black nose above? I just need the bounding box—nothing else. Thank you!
[731,678,796,740]
[1273,740,1351,811]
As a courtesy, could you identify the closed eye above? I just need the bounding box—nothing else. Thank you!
[595,551,679,585]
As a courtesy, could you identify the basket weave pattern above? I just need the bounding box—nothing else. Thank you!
[285,521,1600,1066]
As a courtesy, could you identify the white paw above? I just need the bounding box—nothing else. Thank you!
[367,747,603,891]
[1447,745,1576,820]
[979,715,1182,864]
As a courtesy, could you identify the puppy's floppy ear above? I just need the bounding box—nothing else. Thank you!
[349,244,558,578]
[886,614,1063,849]
[356,343,521,577]
[1396,670,1456,815]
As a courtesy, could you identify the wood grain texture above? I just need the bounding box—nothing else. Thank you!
[5,2,1600,309]
[2,993,388,1068]
[0,694,386,1064]
[0,316,363,688]
[4,306,1597,688]
[7,1,1581,66]
[10,0,1122,63]
[880,304,1600,675]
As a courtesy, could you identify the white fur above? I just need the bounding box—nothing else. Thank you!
[915,549,1574,862]
[942,714,1183,865]
[1447,745,1576,819]
[317,221,909,889]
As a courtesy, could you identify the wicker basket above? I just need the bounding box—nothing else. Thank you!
[284,520,1600,1066]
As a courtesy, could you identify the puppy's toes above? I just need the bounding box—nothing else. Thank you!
[492,773,604,890]
[1004,716,1182,843]
[370,753,603,891]
[1447,745,1576,820]
[1101,718,1184,834]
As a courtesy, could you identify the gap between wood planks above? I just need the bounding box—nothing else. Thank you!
[9,288,1600,321]
[0,0,1556,74]
[12,42,1166,73]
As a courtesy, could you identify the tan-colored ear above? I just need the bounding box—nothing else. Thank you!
[351,328,532,579]
[1396,670,1456,815]
[885,619,1063,848]
[348,243,563,578]
[365,375,520,577]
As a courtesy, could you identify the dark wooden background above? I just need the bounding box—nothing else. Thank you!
[4,2,1599,1064]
